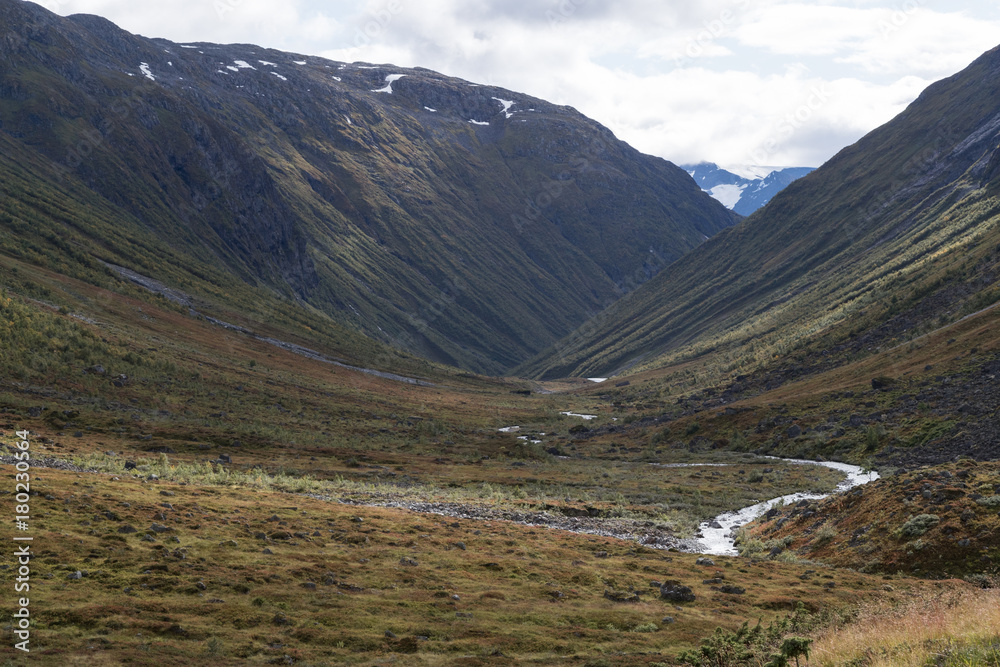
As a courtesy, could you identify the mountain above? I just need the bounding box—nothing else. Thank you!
[0,0,737,375]
[518,44,1000,380]
[683,162,816,216]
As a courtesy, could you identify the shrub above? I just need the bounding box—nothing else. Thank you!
[813,524,837,545]
[895,514,940,539]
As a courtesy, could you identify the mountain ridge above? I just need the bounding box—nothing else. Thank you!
[0,0,737,374]
[683,162,816,215]
[517,43,1000,380]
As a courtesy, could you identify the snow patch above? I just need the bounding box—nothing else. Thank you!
[498,426,520,433]
[271,72,288,81]
[586,378,608,383]
[226,65,239,72]
[258,60,277,67]
[233,60,255,69]
[371,73,405,94]
[180,44,198,49]
[293,60,307,65]
[561,412,597,420]
[344,115,352,125]
[139,63,155,81]
[491,97,515,118]
[332,76,342,81]
[424,106,437,112]
[468,119,490,126]
[706,183,747,209]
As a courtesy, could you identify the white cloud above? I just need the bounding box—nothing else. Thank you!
[736,4,1000,76]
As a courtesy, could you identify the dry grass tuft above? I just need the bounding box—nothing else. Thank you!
[812,587,1000,666]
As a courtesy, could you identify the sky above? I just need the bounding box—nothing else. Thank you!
[37,0,1000,169]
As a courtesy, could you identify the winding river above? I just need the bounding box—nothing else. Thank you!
[696,458,879,555]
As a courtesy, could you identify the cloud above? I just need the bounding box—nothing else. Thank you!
[735,3,1000,76]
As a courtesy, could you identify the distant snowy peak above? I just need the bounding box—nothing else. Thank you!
[683,162,815,217]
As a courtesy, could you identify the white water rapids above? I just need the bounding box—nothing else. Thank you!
[696,458,879,555]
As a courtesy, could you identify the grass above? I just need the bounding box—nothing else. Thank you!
[810,588,1000,666]
[0,464,917,666]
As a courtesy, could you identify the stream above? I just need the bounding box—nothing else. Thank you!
[3,449,877,558]
[696,458,879,555]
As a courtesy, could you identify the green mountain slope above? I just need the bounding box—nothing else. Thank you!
[519,44,1000,379]
[0,0,736,374]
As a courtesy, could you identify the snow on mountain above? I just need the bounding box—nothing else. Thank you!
[683,162,815,216]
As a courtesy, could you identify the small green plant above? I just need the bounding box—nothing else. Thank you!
[864,425,886,451]
[205,637,224,656]
[632,622,659,633]
[812,524,837,545]
[895,514,940,539]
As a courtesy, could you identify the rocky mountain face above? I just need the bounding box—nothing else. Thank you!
[519,43,1000,379]
[0,0,737,374]
[683,163,815,216]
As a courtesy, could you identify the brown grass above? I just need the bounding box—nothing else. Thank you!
[811,586,1000,666]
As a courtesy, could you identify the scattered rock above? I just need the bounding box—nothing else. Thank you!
[696,557,715,566]
[604,589,641,603]
[660,582,696,602]
[67,571,83,580]
[719,585,746,595]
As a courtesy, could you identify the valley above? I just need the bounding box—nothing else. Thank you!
[1,2,1000,665]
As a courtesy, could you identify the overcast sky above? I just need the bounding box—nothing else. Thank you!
[39,0,1000,169]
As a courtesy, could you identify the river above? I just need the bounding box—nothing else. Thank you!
[696,458,879,555]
